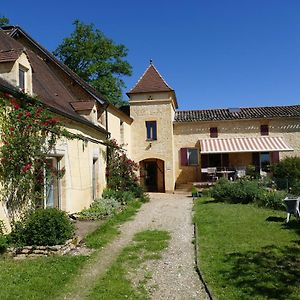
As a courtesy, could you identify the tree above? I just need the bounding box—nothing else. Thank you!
[0,16,9,27]
[53,20,132,106]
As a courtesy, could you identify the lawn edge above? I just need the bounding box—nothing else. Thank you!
[193,199,215,300]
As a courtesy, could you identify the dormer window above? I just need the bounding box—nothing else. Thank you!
[18,65,27,92]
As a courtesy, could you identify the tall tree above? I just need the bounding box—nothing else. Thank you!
[0,16,9,27]
[53,20,132,106]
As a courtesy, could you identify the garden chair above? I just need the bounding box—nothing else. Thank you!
[207,167,218,182]
[283,197,300,223]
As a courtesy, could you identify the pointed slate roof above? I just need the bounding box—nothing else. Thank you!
[128,63,174,94]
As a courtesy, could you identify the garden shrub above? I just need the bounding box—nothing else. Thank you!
[255,190,286,210]
[106,140,145,198]
[272,156,300,193]
[78,197,121,220]
[102,188,136,204]
[211,177,287,210]
[210,178,235,201]
[10,208,74,246]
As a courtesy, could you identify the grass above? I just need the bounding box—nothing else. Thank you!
[0,255,89,300]
[87,229,171,300]
[85,199,143,249]
[194,197,300,300]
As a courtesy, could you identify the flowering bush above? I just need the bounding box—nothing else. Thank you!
[0,92,71,224]
[106,139,143,198]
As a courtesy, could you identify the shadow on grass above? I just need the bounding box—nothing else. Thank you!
[282,220,300,237]
[265,216,286,223]
[222,244,300,299]
[201,199,224,205]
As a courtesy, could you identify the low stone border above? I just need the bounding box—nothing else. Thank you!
[7,236,82,259]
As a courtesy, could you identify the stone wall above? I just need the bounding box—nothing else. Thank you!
[129,92,176,192]
[174,117,300,185]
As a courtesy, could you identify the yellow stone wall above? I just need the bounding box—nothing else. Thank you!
[0,116,107,230]
[129,92,176,192]
[174,117,300,184]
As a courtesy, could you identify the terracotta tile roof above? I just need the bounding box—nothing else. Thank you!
[175,105,300,122]
[0,49,22,62]
[128,64,173,94]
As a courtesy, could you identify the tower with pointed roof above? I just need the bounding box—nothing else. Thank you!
[127,62,177,192]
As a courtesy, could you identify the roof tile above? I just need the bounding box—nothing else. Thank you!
[175,105,300,122]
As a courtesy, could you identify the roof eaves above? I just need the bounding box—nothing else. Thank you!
[0,78,108,136]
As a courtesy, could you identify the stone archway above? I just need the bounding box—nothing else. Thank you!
[139,159,165,192]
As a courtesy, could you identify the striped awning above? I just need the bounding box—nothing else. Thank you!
[200,136,293,154]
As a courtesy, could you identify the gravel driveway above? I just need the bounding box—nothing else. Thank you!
[135,193,209,300]
[61,192,209,300]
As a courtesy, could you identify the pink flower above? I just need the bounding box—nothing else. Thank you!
[21,163,32,173]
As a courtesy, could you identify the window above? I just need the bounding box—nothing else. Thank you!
[120,120,124,145]
[92,158,98,200]
[181,148,199,166]
[260,125,269,136]
[44,157,61,208]
[18,65,26,91]
[210,127,218,138]
[146,121,157,140]
[260,152,270,172]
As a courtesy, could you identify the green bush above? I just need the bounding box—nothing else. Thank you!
[10,208,74,246]
[78,197,121,220]
[102,188,136,204]
[210,178,233,201]
[255,190,286,210]
[272,156,300,192]
[211,178,287,210]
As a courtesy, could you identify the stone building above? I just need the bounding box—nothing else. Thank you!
[0,26,131,228]
[0,24,299,229]
[127,63,300,192]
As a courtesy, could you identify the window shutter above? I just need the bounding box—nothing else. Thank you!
[180,148,188,166]
[153,121,157,140]
[272,151,279,164]
[146,122,150,140]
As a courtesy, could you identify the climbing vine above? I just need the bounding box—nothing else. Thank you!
[0,92,74,224]
[106,139,143,197]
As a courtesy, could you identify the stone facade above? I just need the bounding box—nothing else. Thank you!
[127,64,300,192]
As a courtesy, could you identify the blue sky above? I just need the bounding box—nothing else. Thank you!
[2,0,300,110]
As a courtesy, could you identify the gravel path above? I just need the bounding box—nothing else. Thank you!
[60,193,209,300]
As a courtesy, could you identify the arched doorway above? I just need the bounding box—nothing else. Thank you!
[139,159,165,192]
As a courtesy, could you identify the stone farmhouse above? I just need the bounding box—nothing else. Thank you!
[0,26,299,225]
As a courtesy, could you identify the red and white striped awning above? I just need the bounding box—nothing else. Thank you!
[200,136,293,154]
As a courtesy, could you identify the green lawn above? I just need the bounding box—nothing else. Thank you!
[194,197,300,300]
[88,230,170,300]
[0,199,145,299]
[0,255,88,300]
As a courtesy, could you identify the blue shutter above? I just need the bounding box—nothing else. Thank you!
[146,122,151,140]
[153,121,157,140]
